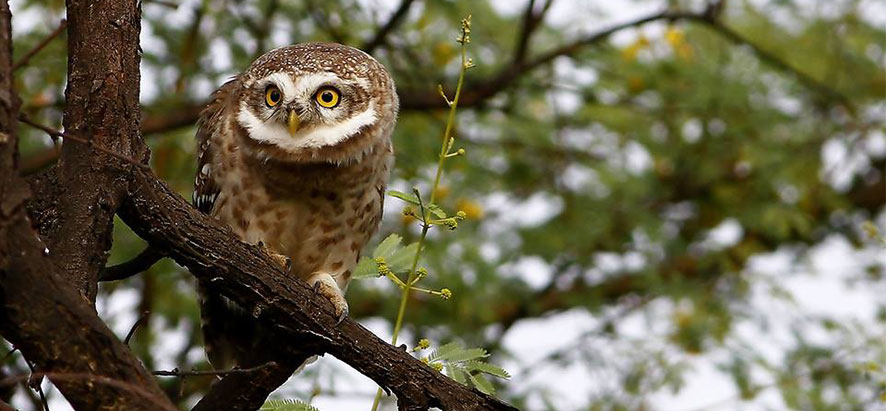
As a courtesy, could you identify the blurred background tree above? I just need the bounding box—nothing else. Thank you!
[6,0,885,410]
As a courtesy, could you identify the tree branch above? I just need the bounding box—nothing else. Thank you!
[18,5,857,176]
[152,362,277,378]
[0,1,173,409]
[11,19,66,71]
[512,0,554,66]
[362,0,416,53]
[40,0,149,301]
[116,168,517,411]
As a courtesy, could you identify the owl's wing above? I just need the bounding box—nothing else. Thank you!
[193,78,239,214]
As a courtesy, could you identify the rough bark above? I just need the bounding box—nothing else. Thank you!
[1,0,517,408]
[117,170,518,411]
[0,1,173,409]
[44,0,148,301]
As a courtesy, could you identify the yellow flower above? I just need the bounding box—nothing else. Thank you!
[620,35,649,62]
[456,198,484,220]
[665,27,684,48]
[433,185,451,200]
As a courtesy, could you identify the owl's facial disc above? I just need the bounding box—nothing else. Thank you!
[237,72,377,154]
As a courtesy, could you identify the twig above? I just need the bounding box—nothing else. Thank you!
[512,0,554,65]
[12,19,66,72]
[124,311,151,345]
[17,113,151,171]
[152,362,277,378]
[100,246,165,282]
[24,361,49,411]
[362,0,415,53]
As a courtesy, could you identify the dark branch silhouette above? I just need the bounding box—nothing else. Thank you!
[362,0,416,53]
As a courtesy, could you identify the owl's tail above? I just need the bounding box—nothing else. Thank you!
[99,246,165,281]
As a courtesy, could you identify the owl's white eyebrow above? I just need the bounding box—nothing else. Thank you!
[261,73,297,100]
[293,73,341,99]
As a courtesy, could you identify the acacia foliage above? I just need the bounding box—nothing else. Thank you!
[8,0,885,409]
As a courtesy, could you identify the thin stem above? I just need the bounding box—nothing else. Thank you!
[430,45,467,205]
[370,21,471,411]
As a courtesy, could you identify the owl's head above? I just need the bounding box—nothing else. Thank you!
[234,43,398,164]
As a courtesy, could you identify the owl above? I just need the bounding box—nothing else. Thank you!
[192,43,398,371]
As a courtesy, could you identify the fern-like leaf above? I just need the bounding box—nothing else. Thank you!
[441,347,488,364]
[445,362,467,384]
[352,256,379,279]
[428,341,462,362]
[387,242,420,273]
[387,190,420,205]
[463,360,511,379]
[469,373,495,395]
[372,234,403,259]
[260,399,320,411]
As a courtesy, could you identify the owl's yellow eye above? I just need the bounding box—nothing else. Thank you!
[265,86,282,107]
[315,87,340,108]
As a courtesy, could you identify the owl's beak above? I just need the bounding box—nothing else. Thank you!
[288,110,301,136]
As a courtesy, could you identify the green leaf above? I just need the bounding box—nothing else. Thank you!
[463,360,511,379]
[445,363,467,384]
[429,341,488,363]
[429,342,462,362]
[352,256,379,280]
[387,190,420,205]
[469,373,495,394]
[444,347,488,364]
[372,234,403,259]
[426,203,447,219]
[387,242,420,273]
[260,399,320,411]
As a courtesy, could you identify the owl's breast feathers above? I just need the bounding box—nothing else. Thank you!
[196,79,392,282]
[193,43,396,370]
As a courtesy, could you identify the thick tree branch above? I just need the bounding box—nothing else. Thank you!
[40,0,149,301]
[0,1,173,409]
[116,169,517,411]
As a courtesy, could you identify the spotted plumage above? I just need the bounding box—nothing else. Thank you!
[193,43,397,371]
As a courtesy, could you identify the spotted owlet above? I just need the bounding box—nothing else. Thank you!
[192,43,397,370]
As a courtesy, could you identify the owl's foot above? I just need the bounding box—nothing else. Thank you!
[258,241,292,274]
[309,273,349,325]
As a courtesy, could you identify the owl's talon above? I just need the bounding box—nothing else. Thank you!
[335,309,348,326]
[258,242,291,273]
[307,272,349,324]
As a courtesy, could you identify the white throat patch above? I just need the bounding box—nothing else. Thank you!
[237,100,377,151]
